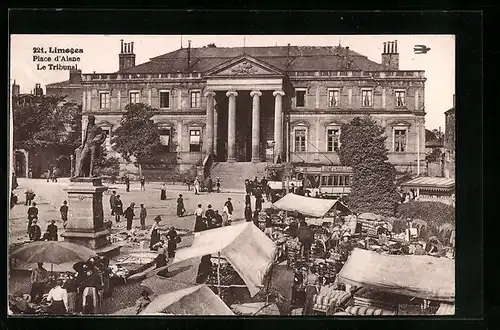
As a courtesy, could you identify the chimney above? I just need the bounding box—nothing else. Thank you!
[69,69,82,84]
[119,40,136,71]
[381,40,399,71]
[186,40,191,70]
[12,80,20,96]
[34,83,43,97]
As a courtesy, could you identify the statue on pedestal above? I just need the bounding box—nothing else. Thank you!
[74,115,107,178]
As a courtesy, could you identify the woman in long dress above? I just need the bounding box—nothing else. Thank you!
[160,183,167,201]
[149,216,162,251]
[177,195,185,217]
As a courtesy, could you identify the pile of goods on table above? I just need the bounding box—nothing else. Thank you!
[110,253,156,283]
[310,258,337,285]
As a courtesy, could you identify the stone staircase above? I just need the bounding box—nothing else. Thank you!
[210,162,267,191]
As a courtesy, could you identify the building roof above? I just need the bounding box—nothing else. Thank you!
[401,177,455,190]
[444,107,455,115]
[46,80,81,88]
[118,45,386,74]
[425,139,444,148]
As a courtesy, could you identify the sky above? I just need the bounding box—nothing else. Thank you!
[10,34,455,130]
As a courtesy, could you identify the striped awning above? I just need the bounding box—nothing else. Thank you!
[401,177,455,190]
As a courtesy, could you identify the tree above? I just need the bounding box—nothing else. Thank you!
[338,116,400,216]
[94,144,120,177]
[12,95,82,172]
[110,103,162,176]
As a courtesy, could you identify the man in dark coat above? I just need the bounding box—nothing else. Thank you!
[46,220,58,241]
[124,202,135,230]
[254,187,263,211]
[27,202,39,231]
[60,201,69,228]
[28,218,42,241]
[124,176,130,192]
[109,191,117,216]
[206,176,213,193]
[244,204,253,222]
[297,220,314,261]
[166,227,181,258]
[205,205,216,229]
[245,192,251,206]
[213,210,223,228]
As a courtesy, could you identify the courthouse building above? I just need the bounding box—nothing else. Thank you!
[80,39,427,174]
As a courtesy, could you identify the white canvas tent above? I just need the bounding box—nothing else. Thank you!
[140,284,234,315]
[272,193,350,218]
[172,222,277,297]
[338,248,455,303]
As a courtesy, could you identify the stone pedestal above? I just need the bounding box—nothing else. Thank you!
[61,177,121,257]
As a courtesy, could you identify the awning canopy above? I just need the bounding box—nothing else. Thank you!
[140,284,234,315]
[172,222,277,297]
[273,193,351,217]
[401,177,455,192]
[337,248,455,302]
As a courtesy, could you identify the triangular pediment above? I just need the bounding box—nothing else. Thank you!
[204,55,284,77]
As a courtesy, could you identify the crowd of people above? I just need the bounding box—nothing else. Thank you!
[15,256,112,315]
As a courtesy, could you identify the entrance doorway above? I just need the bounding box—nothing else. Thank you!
[214,90,275,162]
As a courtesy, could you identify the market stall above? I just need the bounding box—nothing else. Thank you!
[273,193,349,218]
[140,284,234,315]
[337,248,455,315]
[172,222,277,298]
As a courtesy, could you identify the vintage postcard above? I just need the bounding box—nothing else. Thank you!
[9,34,455,316]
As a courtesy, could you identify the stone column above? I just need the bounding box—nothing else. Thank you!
[204,91,216,156]
[226,91,238,162]
[213,100,218,156]
[250,90,262,163]
[82,90,87,110]
[273,90,285,162]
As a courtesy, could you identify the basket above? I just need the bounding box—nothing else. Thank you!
[313,290,351,313]
[345,305,395,316]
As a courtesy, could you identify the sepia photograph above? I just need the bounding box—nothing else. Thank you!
[8,33,456,317]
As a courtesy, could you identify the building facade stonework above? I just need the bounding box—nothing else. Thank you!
[444,96,456,179]
[79,40,427,174]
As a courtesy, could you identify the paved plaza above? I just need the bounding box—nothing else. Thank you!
[10,178,267,243]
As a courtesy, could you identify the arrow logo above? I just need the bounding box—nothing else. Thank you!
[414,45,431,54]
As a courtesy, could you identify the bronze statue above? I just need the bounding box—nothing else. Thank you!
[74,115,107,178]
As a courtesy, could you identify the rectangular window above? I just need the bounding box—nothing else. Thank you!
[333,175,339,186]
[321,176,328,186]
[129,91,140,104]
[395,90,406,107]
[361,90,373,107]
[159,91,171,108]
[344,176,350,186]
[294,129,306,152]
[328,89,340,107]
[394,129,407,152]
[189,129,201,152]
[159,128,171,148]
[327,176,334,186]
[296,90,306,107]
[327,128,340,152]
[190,91,201,108]
[99,92,110,109]
[339,175,344,186]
